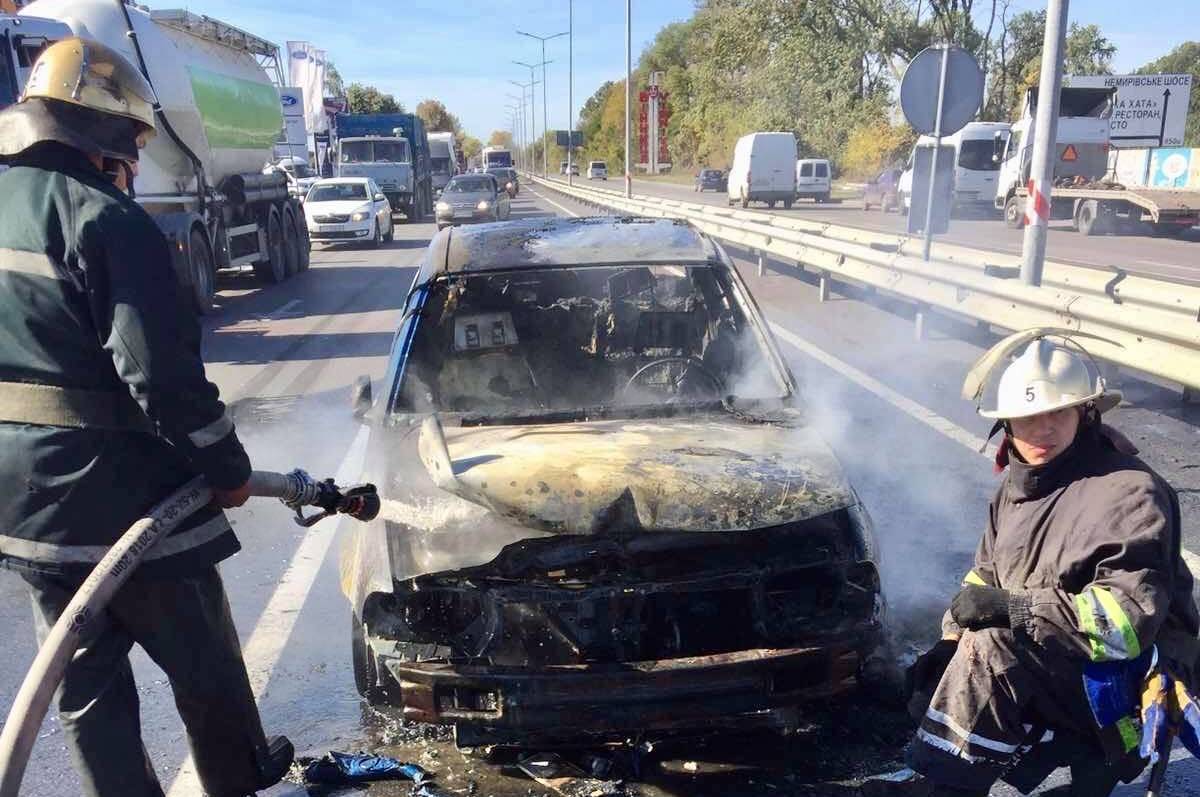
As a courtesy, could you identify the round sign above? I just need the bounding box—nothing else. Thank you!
[900,46,985,136]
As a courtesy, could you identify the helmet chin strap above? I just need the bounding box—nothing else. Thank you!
[101,157,137,198]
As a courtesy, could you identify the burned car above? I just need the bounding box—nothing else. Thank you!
[344,216,885,747]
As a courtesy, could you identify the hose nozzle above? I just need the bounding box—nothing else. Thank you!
[270,469,380,527]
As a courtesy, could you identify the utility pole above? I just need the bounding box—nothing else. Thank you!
[1020,0,1069,286]
[624,0,632,198]
[517,28,568,178]
[508,79,537,171]
[568,0,574,186]
[513,62,545,174]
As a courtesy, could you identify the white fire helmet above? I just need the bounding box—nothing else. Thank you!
[962,328,1121,420]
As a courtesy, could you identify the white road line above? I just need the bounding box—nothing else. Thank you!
[165,423,371,796]
[768,322,996,459]
[528,186,581,219]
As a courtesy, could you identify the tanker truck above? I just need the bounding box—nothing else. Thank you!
[5,0,310,313]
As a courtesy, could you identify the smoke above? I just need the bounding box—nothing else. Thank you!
[791,352,994,650]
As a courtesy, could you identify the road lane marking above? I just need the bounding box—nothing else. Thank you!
[165,423,371,796]
[265,298,303,320]
[768,322,996,458]
[527,186,582,219]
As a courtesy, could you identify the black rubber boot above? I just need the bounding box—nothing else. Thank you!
[253,735,295,791]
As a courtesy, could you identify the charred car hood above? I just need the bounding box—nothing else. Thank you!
[418,415,854,534]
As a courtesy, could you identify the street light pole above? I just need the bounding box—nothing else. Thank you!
[508,81,528,170]
[624,0,632,198]
[514,61,540,172]
[508,79,537,171]
[568,0,574,186]
[517,28,568,178]
[1020,0,1069,286]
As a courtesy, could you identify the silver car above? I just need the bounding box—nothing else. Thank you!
[435,174,512,231]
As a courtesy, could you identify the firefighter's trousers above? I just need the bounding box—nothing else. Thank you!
[22,566,269,797]
[907,627,1098,793]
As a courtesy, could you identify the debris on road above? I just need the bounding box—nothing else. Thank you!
[302,751,432,785]
[516,753,628,797]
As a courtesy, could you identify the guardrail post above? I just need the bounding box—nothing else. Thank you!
[914,305,928,341]
[818,272,831,302]
[757,250,766,277]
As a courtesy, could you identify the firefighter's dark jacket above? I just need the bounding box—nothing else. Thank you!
[0,143,250,577]
[945,422,1199,667]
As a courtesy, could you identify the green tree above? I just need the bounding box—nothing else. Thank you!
[487,130,515,149]
[415,99,461,133]
[345,83,402,114]
[324,61,345,97]
[460,135,482,161]
[1137,42,1200,146]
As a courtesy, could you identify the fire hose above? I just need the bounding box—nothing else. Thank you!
[0,470,379,797]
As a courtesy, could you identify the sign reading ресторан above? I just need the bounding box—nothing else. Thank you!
[1065,73,1192,148]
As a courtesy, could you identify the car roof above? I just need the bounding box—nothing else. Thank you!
[312,177,369,185]
[424,216,721,277]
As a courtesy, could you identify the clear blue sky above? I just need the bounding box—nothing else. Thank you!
[189,0,694,141]
[183,0,1193,140]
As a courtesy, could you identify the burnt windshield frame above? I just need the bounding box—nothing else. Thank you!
[384,261,794,419]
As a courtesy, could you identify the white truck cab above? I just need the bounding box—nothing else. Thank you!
[993,87,1113,218]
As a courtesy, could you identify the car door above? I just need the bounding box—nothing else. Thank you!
[368,180,390,233]
[496,183,511,219]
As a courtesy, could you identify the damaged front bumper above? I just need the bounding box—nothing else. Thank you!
[380,642,870,746]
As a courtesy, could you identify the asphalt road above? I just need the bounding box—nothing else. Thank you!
[1,188,1197,797]
[563,175,1200,286]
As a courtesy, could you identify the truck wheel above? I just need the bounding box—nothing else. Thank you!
[1004,195,1024,229]
[1075,200,1110,236]
[189,228,215,315]
[253,206,287,283]
[281,206,302,277]
[784,198,793,210]
[297,212,311,272]
[740,192,749,209]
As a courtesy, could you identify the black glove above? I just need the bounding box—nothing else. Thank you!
[950,584,1012,630]
[904,638,958,721]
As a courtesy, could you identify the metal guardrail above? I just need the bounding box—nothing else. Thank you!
[530,175,1200,394]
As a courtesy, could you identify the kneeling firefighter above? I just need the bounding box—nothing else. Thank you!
[0,39,292,796]
[875,331,1199,796]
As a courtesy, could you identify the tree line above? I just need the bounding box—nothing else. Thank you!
[566,1,1197,179]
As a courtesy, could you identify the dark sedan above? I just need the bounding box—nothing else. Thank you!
[863,168,901,212]
[342,216,886,748]
[434,174,512,230]
[486,166,519,197]
[695,168,727,192]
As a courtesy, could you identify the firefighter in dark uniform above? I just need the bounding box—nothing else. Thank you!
[0,39,291,796]
[871,333,1199,796]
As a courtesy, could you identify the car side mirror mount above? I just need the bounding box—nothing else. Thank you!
[351,375,373,419]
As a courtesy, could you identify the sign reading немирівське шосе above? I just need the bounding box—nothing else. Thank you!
[1066,73,1192,148]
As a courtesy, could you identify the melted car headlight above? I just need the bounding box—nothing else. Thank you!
[477,200,491,211]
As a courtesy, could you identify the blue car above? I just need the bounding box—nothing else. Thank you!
[695,168,727,192]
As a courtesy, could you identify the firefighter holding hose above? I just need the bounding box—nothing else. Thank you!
[0,39,292,796]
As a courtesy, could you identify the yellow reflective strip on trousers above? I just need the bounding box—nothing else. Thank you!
[1117,716,1140,752]
[963,570,987,586]
[1092,586,1141,659]
[1075,592,1108,661]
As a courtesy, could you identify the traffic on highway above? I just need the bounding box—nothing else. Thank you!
[0,1,1198,797]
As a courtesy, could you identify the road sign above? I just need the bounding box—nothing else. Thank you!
[555,130,584,148]
[1065,74,1192,148]
[900,46,985,137]
[1062,144,1078,162]
[906,145,955,236]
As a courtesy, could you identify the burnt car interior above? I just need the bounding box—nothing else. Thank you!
[396,264,785,417]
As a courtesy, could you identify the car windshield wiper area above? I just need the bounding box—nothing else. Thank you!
[454,401,729,427]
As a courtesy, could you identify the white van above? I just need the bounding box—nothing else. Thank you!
[795,158,831,202]
[898,121,1011,213]
[727,132,797,208]
[587,160,608,180]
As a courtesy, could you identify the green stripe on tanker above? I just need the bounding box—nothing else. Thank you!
[187,66,282,151]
